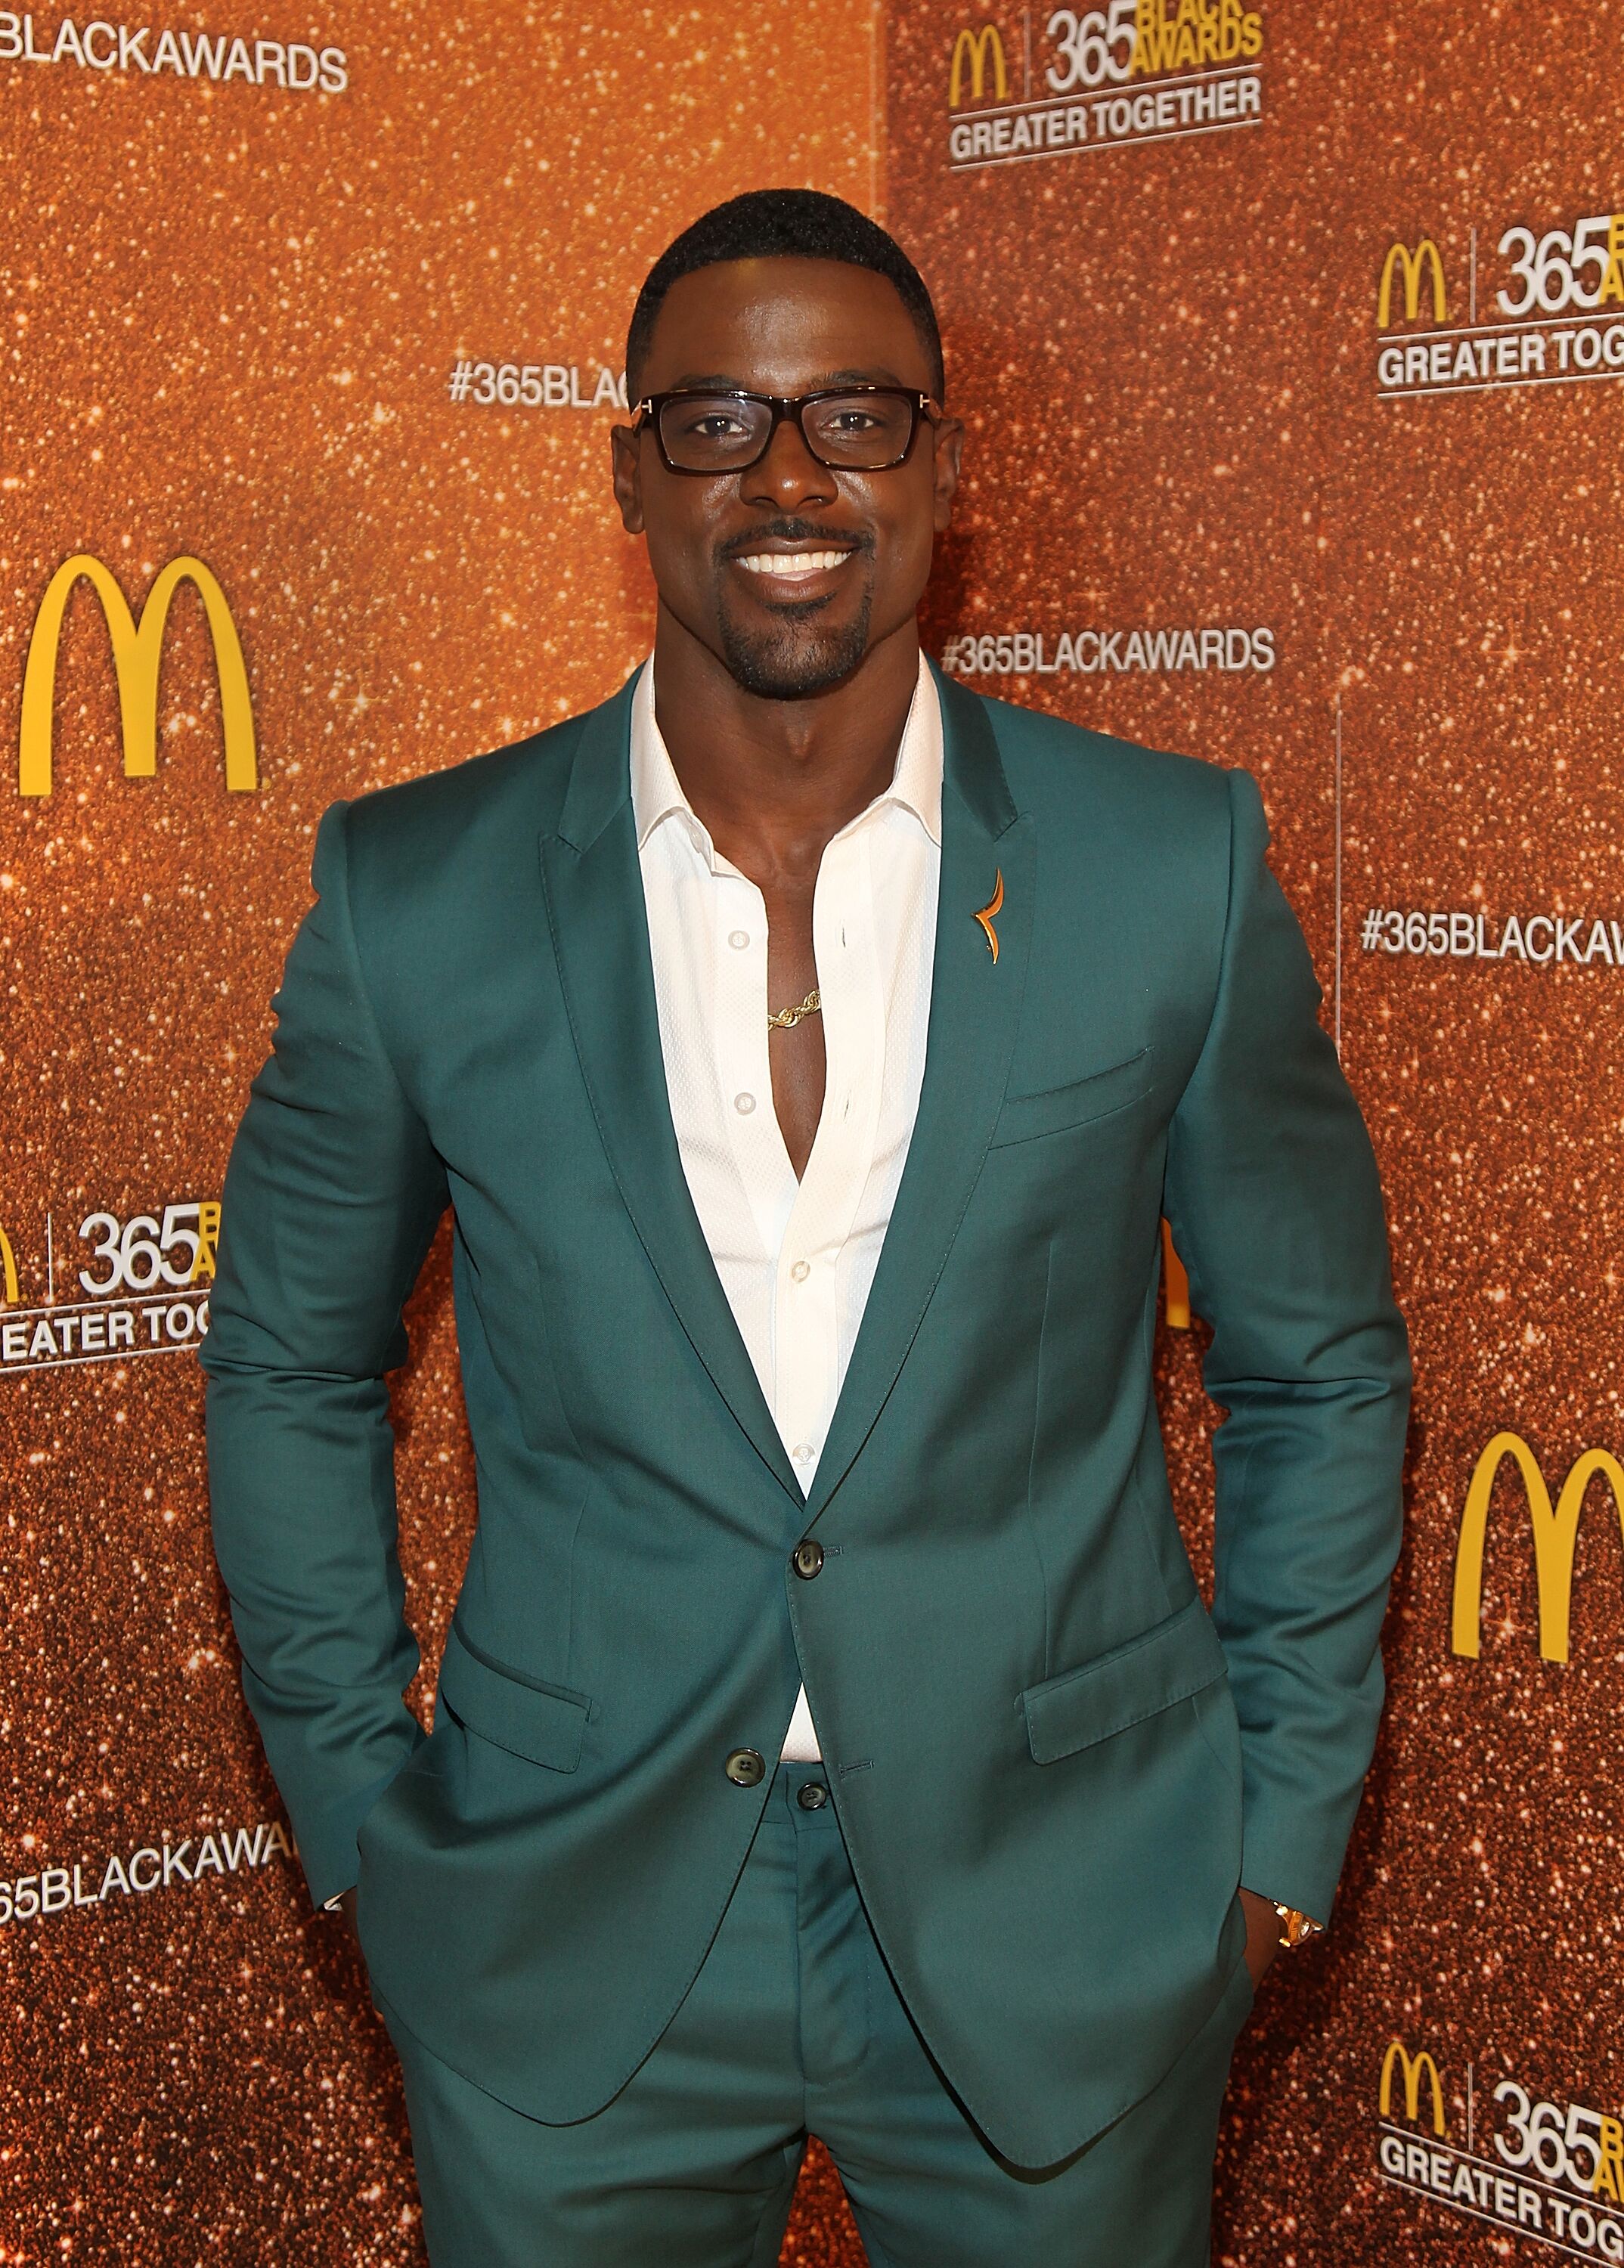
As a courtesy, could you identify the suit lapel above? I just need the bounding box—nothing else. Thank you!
[538,674,802,1505]
[804,669,1033,1523]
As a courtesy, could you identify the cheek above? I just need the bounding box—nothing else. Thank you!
[872,503,938,601]
[643,509,721,605]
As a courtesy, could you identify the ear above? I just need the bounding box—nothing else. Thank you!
[610,422,645,534]
[931,414,965,533]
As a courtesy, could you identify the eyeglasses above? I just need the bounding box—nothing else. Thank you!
[633,386,940,476]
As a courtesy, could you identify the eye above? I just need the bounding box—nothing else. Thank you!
[680,410,751,440]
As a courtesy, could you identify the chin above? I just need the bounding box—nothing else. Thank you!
[717,597,873,701]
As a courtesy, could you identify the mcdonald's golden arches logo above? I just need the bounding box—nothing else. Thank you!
[1380,2040,1447,2136]
[1452,1431,1624,1664]
[950,21,1008,107]
[1378,238,1447,328]
[0,1225,18,1306]
[1161,1219,1191,1330]
[20,553,258,797]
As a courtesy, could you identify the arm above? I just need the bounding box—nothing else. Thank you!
[1163,767,1410,1932]
[202,801,448,1910]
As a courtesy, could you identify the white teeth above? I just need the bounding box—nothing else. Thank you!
[735,550,852,577]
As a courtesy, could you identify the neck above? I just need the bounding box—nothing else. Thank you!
[650,605,923,879]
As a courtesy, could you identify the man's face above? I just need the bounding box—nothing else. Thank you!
[612,256,962,700]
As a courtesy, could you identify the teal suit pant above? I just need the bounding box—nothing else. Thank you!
[380,1761,1254,2266]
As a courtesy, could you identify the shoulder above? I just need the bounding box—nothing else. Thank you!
[334,706,596,884]
[951,680,1249,863]
[964,682,1235,810]
[299,692,625,1021]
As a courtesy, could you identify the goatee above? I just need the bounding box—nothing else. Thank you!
[717,593,873,701]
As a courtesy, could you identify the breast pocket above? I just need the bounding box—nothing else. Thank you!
[988,1047,1154,1150]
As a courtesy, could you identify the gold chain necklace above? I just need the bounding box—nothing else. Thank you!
[767,987,822,1031]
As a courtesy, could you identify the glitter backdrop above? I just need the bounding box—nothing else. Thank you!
[887,3,1624,2263]
[1,7,874,2258]
[8,2,1624,2263]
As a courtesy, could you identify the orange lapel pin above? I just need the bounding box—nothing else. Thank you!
[973,868,1004,963]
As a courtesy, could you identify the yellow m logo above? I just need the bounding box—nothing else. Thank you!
[1161,1219,1191,1330]
[0,1225,18,1306]
[1378,239,1447,328]
[1452,1431,1624,1664]
[1380,2040,1446,2136]
[950,23,1008,107]
[20,553,258,797]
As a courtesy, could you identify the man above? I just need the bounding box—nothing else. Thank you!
[203,189,1409,2266]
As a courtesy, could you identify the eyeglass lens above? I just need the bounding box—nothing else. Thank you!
[656,392,916,472]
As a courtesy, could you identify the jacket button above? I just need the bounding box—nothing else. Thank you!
[792,1538,824,1580]
[724,1748,766,1786]
[796,1781,829,1811]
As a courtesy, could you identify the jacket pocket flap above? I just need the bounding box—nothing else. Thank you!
[1021,1597,1227,1765]
[436,1620,590,1773]
[989,1048,1153,1148]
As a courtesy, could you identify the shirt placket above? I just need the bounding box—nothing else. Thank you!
[772,824,885,1497]
[710,854,798,1327]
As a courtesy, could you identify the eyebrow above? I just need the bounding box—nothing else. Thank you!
[657,367,916,393]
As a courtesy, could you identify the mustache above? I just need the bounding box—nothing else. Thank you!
[717,520,876,559]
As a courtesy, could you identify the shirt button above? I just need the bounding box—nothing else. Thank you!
[728,929,750,950]
[734,1092,756,1115]
[790,1259,810,1283]
[724,1748,766,1787]
[792,1443,814,1465]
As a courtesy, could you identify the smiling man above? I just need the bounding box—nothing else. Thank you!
[203,190,1409,2266]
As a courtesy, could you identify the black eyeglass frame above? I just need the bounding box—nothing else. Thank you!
[631,386,941,476]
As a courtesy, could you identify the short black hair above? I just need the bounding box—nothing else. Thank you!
[625,187,944,401]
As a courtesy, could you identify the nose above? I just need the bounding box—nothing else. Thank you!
[741,409,838,513]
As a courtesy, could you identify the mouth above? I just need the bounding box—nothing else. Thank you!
[730,547,860,590]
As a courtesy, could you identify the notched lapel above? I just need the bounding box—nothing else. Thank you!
[538,677,801,1505]
[805,672,1034,1523]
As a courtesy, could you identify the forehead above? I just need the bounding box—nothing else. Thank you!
[642,257,931,392]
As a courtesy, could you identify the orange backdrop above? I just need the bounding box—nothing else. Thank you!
[2,6,875,2257]
[888,5,1624,2264]
[7,3,1624,2263]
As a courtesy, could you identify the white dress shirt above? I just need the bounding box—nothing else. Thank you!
[630,655,943,1761]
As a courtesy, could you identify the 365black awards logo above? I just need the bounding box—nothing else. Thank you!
[1375,213,1624,398]
[0,1201,218,1377]
[945,2,1263,172]
[1376,2034,1624,2257]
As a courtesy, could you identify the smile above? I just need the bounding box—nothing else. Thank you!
[733,550,856,578]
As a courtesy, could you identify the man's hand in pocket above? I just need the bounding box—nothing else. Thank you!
[1238,1888,1282,1994]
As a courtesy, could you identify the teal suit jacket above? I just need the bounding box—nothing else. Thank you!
[203,666,1409,2168]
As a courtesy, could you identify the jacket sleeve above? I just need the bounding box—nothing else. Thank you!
[201,800,448,1908]
[1161,766,1410,1926]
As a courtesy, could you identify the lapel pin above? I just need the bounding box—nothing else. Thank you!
[974,868,1004,963]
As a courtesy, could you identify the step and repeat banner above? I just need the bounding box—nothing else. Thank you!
[0,6,877,2259]
[887,5,1624,2265]
[5,2,1621,2262]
